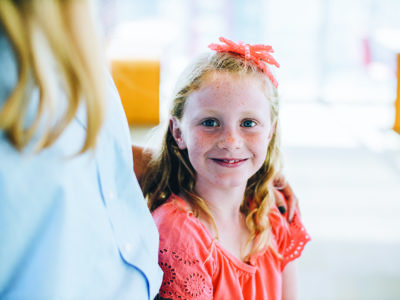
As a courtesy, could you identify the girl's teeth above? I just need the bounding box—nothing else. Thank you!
[223,159,238,163]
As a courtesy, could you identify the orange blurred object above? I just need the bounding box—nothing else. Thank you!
[111,59,160,125]
[394,54,400,134]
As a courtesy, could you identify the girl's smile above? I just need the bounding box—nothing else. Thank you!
[210,158,248,167]
[171,72,275,192]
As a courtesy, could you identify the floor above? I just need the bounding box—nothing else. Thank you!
[131,100,400,300]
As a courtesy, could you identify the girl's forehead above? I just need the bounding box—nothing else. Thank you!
[197,72,269,99]
[183,72,272,116]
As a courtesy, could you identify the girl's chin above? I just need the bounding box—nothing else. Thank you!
[207,177,249,190]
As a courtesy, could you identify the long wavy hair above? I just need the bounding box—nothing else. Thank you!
[143,52,282,260]
[0,0,105,152]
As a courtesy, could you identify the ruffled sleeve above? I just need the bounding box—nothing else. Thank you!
[153,197,215,300]
[269,203,311,271]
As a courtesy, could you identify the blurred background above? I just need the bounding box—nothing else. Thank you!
[99,0,400,299]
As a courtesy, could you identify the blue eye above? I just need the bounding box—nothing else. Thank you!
[242,120,256,127]
[202,119,219,127]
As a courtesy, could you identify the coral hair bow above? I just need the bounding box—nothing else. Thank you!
[208,37,280,88]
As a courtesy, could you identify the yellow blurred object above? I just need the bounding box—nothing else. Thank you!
[395,53,400,134]
[111,59,160,125]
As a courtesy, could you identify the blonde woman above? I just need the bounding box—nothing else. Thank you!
[0,1,162,299]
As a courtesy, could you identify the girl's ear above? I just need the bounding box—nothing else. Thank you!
[170,117,187,149]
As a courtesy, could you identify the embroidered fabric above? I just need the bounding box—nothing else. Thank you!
[159,248,213,300]
[154,195,311,299]
[277,210,311,270]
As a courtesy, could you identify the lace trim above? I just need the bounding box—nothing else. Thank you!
[281,213,311,269]
[159,248,213,300]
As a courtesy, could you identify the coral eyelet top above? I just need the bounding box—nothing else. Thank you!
[152,194,310,300]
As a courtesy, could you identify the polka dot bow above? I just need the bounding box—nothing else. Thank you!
[208,37,280,88]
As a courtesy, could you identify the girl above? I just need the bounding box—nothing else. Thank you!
[143,37,310,300]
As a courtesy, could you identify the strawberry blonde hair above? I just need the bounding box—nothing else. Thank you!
[0,0,105,152]
[143,51,282,260]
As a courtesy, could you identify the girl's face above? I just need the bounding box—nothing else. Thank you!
[171,72,275,193]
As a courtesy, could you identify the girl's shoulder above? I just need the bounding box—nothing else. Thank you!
[152,194,191,219]
[152,194,195,228]
[152,194,214,250]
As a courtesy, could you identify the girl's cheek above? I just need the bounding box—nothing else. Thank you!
[194,136,211,148]
[193,130,214,145]
[246,133,267,144]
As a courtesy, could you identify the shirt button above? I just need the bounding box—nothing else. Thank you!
[125,243,132,253]
[108,191,115,199]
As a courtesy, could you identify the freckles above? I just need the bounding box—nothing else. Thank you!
[189,135,210,152]
[247,135,266,145]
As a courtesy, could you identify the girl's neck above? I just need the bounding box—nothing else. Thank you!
[194,181,246,222]
[191,181,251,261]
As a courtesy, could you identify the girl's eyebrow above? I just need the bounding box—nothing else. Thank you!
[241,109,266,115]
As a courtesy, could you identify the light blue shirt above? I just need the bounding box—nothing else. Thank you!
[0,32,163,299]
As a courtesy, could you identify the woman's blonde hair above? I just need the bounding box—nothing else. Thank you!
[143,52,282,261]
[0,0,105,152]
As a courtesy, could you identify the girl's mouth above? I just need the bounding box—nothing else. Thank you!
[211,158,247,167]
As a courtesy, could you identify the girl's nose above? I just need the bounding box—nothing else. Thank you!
[217,128,242,150]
